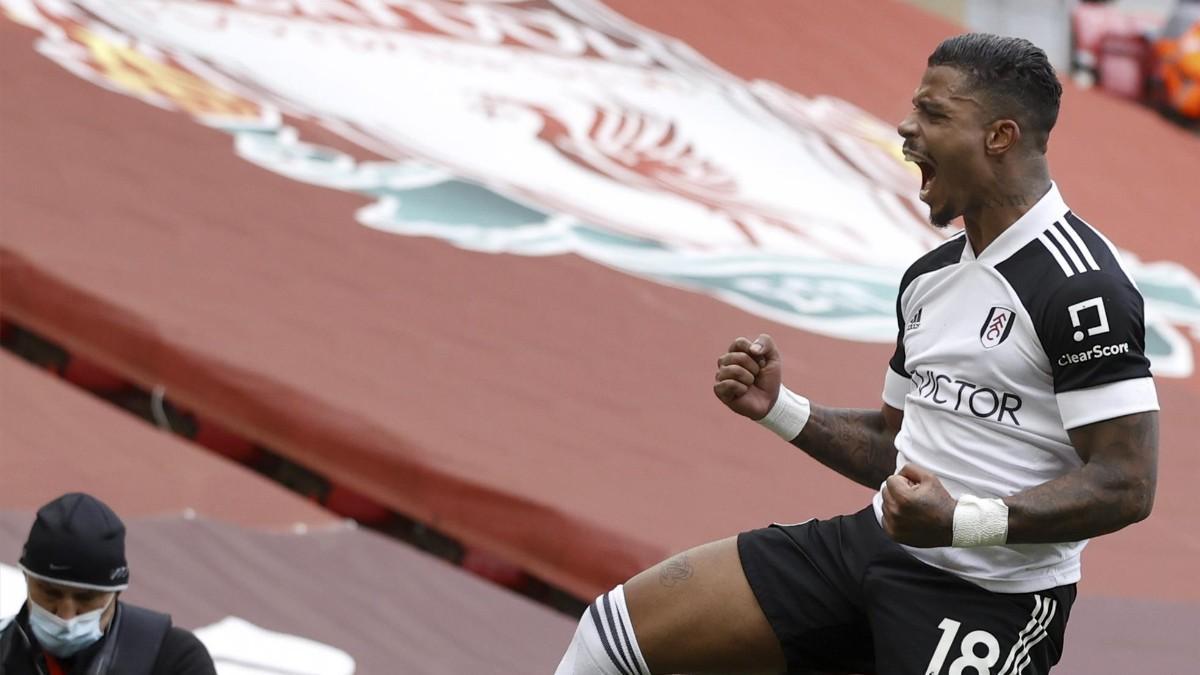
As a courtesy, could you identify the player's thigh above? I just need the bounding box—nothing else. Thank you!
[868,560,1076,675]
[623,536,787,675]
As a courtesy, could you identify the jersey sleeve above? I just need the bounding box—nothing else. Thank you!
[882,289,910,410]
[1041,270,1158,428]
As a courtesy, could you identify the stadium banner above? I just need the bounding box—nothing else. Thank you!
[4,0,1196,376]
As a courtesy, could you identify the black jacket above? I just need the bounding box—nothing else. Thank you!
[0,602,215,675]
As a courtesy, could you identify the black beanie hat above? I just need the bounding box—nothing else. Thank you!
[19,493,129,591]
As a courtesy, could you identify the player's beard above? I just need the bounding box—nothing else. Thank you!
[925,175,959,228]
[918,160,956,228]
[929,205,955,229]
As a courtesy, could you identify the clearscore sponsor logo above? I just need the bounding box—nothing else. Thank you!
[910,369,1022,425]
[1058,342,1130,366]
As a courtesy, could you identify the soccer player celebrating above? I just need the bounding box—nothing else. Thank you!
[555,33,1159,675]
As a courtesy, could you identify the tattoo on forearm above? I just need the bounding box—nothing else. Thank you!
[791,407,898,489]
[1006,412,1158,544]
[658,553,694,587]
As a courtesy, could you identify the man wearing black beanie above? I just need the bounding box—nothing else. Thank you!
[0,493,215,674]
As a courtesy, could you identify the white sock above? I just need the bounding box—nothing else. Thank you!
[554,585,650,675]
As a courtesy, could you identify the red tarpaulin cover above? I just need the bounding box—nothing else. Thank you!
[0,352,575,671]
[0,351,336,531]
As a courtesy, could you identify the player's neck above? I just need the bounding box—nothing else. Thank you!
[961,167,1051,256]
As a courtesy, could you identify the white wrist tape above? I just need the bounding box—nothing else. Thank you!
[952,495,1009,547]
[757,385,811,441]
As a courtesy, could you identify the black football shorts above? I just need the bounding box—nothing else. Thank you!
[737,507,1076,675]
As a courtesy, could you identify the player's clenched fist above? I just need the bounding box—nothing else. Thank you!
[881,463,956,547]
[713,333,783,421]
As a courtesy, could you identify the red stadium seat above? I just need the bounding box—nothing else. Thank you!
[59,354,127,393]
[1097,33,1152,100]
[191,416,263,465]
[1072,3,1161,76]
[461,547,532,593]
[323,484,393,526]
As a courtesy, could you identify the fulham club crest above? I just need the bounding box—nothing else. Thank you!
[980,307,1016,349]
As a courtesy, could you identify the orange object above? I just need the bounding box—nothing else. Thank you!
[1155,21,1200,118]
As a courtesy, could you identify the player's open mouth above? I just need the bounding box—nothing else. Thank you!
[904,150,937,202]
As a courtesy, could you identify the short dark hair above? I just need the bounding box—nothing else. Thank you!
[928,33,1063,151]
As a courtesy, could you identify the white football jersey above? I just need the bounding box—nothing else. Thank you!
[872,183,1159,593]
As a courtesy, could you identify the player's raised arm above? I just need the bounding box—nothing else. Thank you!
[714,333,900,489]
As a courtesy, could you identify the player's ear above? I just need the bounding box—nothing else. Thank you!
[984,118,1020,156]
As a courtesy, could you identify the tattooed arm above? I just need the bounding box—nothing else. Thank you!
[789,404,901,490]
[713,333,901,489]
[1003,411,1158,543]
[881,411,1158,547]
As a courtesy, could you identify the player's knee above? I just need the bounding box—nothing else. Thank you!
[554,585,650,675]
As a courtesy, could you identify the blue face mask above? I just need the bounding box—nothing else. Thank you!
[27,596,112,658]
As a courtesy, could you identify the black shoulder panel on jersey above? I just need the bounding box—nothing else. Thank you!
[1063,211,1125,276]
[995,214,1151,394]
[897,233,968,299]
[889,234,967,377]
